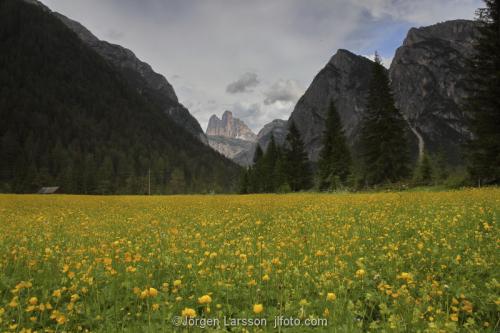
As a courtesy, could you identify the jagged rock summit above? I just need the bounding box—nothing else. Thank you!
[206,111,257,142]
[205,111,257,164]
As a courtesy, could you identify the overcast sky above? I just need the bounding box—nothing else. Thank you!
[40,0,481,133]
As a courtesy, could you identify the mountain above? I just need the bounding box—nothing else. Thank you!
[50,7,208,144]
[205,112,289,166]
[255,119,288,150]
[232,119,288,166]
[206,111,257,141]
[390,20,479,163]
[288,20,478,164]
[288,49,383,161]
[0,0,239,194]
[206,111,257,164]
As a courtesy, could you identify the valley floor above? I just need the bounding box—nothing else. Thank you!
[0,189,498,332]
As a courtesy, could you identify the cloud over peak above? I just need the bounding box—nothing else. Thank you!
[226,72,260,94]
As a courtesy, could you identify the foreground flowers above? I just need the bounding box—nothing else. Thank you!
[0,188,498,332]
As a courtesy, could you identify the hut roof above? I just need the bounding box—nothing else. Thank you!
[37,187,60,194]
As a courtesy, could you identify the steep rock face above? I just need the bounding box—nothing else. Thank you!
[390,20,479,163]
[51,11,208,144]
[206,111,257,141]
[288,49,376,161]
[206,111,257,164]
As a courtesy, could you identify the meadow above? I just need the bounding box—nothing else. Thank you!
[0,189,498,332]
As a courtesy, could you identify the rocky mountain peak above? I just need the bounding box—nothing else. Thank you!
[404,20,478,48]
[289,49,377,161]
[222,110,233,122]
[328,49,361,67]
[22,0,49,11]
[206,111,257,142]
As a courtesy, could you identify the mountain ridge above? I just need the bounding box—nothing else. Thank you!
[31,1,208,144]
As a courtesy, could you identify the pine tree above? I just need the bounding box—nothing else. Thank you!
[285,121,313,191]
[248,144,264,193]
[466,0,500,184]
[318,101,352,190]
[169,168,186,194]
[414,153,434,185]
[274,148,289,192]
[359,53,410,186]
[239,169,250,194]
[262,135,280,192]
[96,156,114,194]
[434,150,449,183]
[253,145,263,164]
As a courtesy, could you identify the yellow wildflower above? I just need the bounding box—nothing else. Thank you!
[198,294,212,304]
[181,307,197,318]
[355,269,366,278]
[253,303,264,314]
[148,288,158,297]
[327,292,337,301]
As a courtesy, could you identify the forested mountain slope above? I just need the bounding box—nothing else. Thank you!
[0,0,239,194]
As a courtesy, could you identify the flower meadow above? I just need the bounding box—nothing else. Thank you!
[0,189,498,332]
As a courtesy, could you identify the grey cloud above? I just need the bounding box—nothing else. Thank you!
[231,102,263,130]
[351,0,480,25]
[263,79,303,105]
[226,72,260,94]
[230,100,293,132]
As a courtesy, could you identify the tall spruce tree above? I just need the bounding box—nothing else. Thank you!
[262,135,280,192]
[248,144,264,193]
[318,101,352,190]
[238,169,250,194]
[466,0,500,184]
[359,54,410,186]
[285,121,313,191]
[414,152,434,185]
